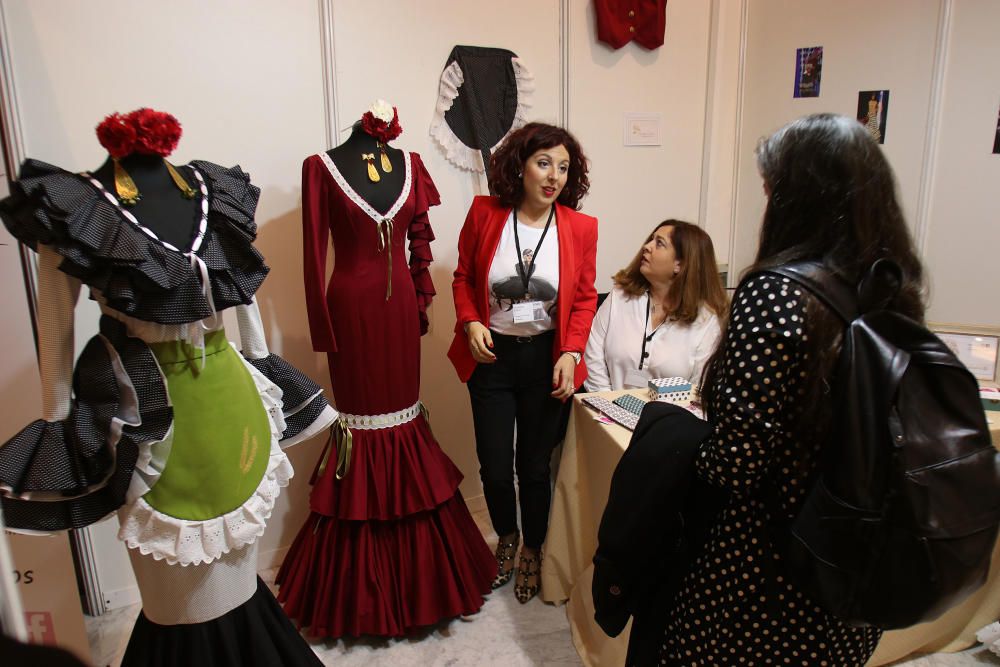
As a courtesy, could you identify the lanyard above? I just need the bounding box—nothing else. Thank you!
[639,293,666,370]
[512,205,555,299]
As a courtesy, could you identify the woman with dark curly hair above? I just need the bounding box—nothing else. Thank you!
[448,122,598,603]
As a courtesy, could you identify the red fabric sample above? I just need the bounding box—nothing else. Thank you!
[595,0,668,50]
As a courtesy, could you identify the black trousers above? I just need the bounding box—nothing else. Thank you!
[467,330,566,549]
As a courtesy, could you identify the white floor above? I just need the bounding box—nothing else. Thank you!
[85,505,1000,666]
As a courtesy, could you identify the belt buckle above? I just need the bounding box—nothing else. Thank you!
[515,335,533,343]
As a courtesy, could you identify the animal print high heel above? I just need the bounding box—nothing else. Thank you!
[514,550,542,603]
[492,533,520,589]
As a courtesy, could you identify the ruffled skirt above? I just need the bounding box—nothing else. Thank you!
[276,413,496,637]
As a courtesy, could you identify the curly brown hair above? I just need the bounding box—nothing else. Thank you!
[613,220,728,325]
[487,122,590,210]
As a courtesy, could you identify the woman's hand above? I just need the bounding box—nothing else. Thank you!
[551,353,577,401]
[465,321,497,363]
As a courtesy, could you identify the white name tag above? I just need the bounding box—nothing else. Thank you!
[624,368,651,389]
[512,300,546,324]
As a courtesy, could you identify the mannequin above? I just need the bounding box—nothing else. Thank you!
[281,101,496,638]
[0,107,336,666]
[327,122,404,214]
[92,153,199,249]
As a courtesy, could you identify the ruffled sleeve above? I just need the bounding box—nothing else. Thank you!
[235,298,337,447]
[0,159,269,325]
[407,153,441,335]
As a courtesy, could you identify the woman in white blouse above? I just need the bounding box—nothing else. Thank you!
[584,220,727,392]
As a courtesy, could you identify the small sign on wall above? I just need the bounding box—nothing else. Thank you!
[623,113,662,146]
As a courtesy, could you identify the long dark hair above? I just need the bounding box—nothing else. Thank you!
[701,113,925,434]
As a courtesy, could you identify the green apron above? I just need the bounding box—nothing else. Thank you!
[142,331,271,520]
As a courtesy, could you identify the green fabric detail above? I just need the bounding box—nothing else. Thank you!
[143,331,271,521]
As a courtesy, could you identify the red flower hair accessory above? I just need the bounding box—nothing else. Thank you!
[361,100,403,143]
[95,113,138,159]
[95,108,183,158]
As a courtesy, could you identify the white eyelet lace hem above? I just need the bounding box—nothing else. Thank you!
[429,57,535,172]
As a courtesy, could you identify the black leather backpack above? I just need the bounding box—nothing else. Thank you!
[763,259,1000,630]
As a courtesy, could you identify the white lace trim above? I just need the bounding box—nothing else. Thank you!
[117,347,292,566]
[429,57,535,173]
[96,298,225,347]
[319,151,412,224]
[84,167,210,254]
[340,401,421,430]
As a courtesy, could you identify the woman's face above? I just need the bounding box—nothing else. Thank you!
[640,225,680,283]
[520,144,570,212]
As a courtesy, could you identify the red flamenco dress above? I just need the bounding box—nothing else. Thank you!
[277,151,495,637]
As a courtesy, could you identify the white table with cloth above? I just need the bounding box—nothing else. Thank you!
[540,388,1000,666]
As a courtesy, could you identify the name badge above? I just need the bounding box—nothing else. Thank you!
[512,300,546,324]
[624,368,651,389]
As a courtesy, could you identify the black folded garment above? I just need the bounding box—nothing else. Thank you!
[592,401,726,665]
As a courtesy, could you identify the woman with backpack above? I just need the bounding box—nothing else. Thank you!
[658,113,925,665]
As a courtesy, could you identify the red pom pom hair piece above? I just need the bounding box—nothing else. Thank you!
[361,107,402,144]
[95,113,138,159]
[95,108,183,158]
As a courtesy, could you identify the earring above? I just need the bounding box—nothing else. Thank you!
[517,171,523,178]
[165,161,196,199]
[377,142,393,173]
[111,159,197,206]
[113,159,141,206]
[362,153,380,182]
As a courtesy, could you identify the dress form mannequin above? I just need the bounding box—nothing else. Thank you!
[92,154,199,249]
[327,124,404,214]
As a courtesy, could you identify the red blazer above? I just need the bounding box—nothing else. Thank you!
[448,196,599,389]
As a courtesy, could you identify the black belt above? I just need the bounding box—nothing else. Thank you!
[490,330,555,344]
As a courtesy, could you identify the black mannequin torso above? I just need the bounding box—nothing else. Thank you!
[328,125,405,215]
[92,154,201,250]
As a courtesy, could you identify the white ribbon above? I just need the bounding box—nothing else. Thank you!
[187,253,222,368]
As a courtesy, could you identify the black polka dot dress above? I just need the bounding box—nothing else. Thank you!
[660,275,881,666]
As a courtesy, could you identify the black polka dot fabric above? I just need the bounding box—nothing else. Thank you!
[0,316,172,531]
[245,353,329,442]
[660,275,881,666]
[0,159,268,325]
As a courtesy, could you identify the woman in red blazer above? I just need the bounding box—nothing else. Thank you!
[449,122,598,603]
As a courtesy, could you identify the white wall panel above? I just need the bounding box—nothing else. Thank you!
[731,0,943,279]
[920,0,1000,326]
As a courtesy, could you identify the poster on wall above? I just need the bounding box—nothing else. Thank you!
[993,101,1000,154]
[793,46,823,98]
[857,90,890,144]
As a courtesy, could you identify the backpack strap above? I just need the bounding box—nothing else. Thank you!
[761,261,858,325]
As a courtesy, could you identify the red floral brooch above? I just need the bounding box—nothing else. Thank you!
[95,108,183,158]
[361,100,402,143]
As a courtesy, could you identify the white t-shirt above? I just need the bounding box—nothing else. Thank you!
[487,211,560,336]
[583,286,722,391]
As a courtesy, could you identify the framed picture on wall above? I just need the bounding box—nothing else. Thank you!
[930,323,1000,384]
[857,90,889,144]
[793,46,823,98]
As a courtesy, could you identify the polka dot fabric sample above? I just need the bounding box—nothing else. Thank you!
[659,275,881,666]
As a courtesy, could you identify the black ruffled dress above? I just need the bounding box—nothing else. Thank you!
[0,159,336,666]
